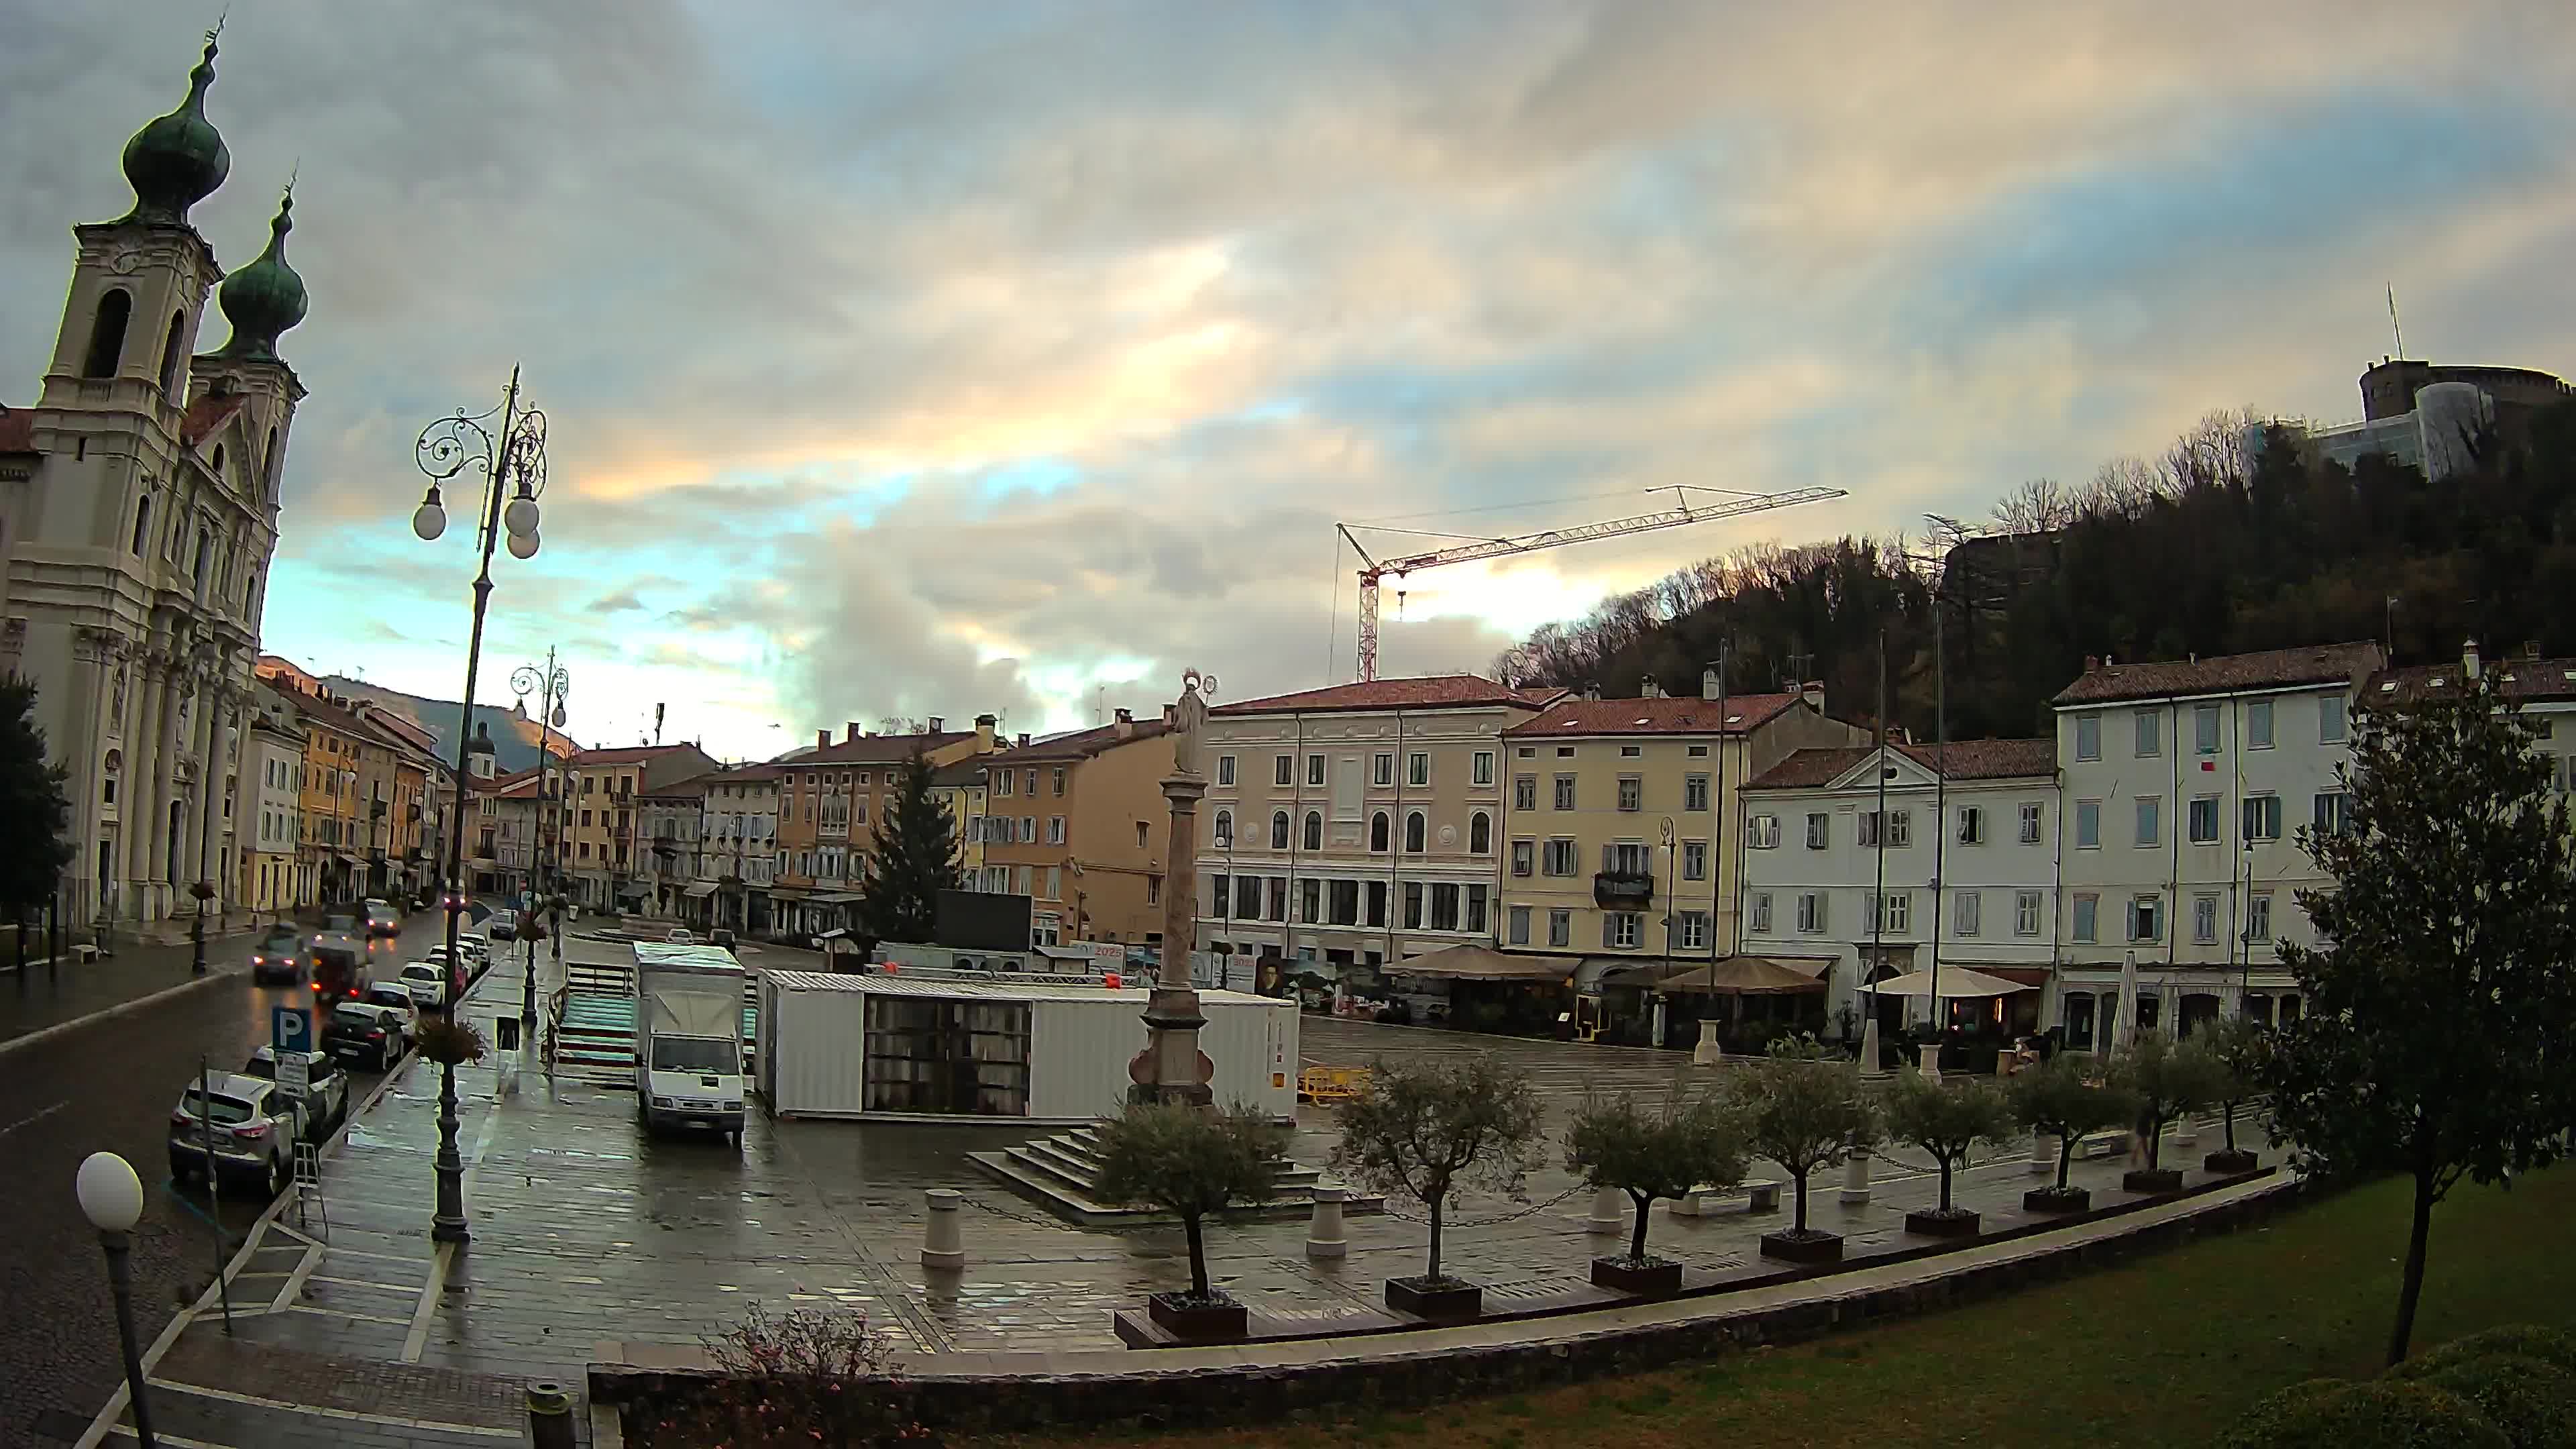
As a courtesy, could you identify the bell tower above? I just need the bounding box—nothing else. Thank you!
[36,30,231,429]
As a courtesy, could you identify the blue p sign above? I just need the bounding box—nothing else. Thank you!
[272,1005,314,1055]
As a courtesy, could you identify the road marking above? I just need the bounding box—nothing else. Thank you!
[108,1426,235,1448]
[399,1239,455,1363]
[0,1098,68,1138]
[0,963,253,1059]
[144,1380,522,1438]
[286,1302,413,1326]
[308,1272,425,1293]
[270,1243,323,1311]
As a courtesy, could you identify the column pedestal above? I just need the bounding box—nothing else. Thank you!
[1128,772,1213,1108]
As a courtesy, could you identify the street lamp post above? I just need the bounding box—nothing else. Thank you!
[511,652,570,1041]
[411,368,549,1244]
[76,1151,156,1448]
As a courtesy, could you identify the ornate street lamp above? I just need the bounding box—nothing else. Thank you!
[76,1151,156,1448]
[411,369,548,1244]
[511,651,570,1040]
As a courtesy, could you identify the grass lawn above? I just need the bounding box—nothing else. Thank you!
[967,1166,2576,1449]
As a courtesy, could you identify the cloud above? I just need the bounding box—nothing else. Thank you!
[4,0,2573,757]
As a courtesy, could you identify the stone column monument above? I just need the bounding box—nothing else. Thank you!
[1128,669,1216,1108]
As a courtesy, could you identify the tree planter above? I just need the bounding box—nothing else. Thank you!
[2023,1186,2090,1214]
[2122,1167,2185,1194]
[1589,1255,1684,1296]
[1145,1291,1248,1340]
[1903,1207,1982,1238]
[1758,1229,1845,1264]
[1384,1276,1483,1320]
[2204,1148,2260,1175]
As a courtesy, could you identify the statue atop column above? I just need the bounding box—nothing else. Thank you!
[1170,668,1214,777]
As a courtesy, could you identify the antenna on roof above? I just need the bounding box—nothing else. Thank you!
[2387,282,2404,358]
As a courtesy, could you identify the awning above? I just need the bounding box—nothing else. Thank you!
[1862,965,2027,998]
[335,853,364,867]
[1957,964,2051,988]
[1600,956,1828,994]
[682,881,718,898]
[1386,944,1572,983]
[806,892,861,905]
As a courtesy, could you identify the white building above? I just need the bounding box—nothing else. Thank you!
[2050,643,2383,1049]
[700,763,780,934]
[2367,645,2576,790]
[240,692,304,912]
[0,35,306,926]
[1739,738,2060,1037]
[1191,676,1561,980]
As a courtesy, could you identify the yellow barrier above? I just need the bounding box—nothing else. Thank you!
[1297,1065,1374,1103]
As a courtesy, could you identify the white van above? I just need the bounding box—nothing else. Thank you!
[632,942,747,1147]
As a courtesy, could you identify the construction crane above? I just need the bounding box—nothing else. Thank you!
[1336,485,1847,681]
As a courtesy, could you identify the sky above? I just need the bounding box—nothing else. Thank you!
[5,1,2573,761]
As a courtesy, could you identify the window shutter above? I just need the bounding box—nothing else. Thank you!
[1600,842,1613,873]
[1601,914,1615,948]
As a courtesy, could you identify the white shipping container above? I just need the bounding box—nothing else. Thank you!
[757,971,1297,1122]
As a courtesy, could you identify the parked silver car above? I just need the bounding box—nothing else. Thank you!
[168,1073,295,1195]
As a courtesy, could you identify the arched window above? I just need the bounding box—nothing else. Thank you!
[160,311,187,395]
[1302,810,1322,852]
[1269,810,1289,850]
[194,527,211,578]
[211,443,226,481]
[1470,810,1492,854]
[1404,810,1427,853]
[83,290,132,378]
[1212,809,1232,848]
[264,426,281,498]
[1369,811,1390,853]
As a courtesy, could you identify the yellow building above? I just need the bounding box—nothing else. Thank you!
[284,690,378,906]
[770,718,996,936]
[978,712,1175,947]
[564,743,720,912]
[1495,675,1866,973]
[930,755,994,892]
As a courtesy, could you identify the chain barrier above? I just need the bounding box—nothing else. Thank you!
[1372,1184,1585,1230]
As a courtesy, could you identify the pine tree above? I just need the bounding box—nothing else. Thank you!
[2261,669,2576,1366]
[0,674,76,927]
[855,753,959,946]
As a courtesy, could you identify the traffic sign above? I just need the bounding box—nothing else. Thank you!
[278,1055,311,1095]
[272,1005,315,1055]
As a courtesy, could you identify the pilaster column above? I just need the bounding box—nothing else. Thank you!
[125,659,165,890]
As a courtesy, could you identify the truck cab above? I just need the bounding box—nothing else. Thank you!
[633,942,747,1147]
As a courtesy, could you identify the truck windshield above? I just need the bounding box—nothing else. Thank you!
[650,1037,739,1073]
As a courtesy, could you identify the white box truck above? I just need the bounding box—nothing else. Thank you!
[633,942,747,1146]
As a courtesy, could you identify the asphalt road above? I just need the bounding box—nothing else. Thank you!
[0,912,443,1449]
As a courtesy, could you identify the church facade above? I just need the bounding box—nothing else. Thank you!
[0,32,310,927]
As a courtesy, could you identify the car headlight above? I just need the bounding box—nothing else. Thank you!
[652,1096,676,1108]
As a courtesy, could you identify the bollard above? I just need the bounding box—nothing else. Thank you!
[1917,1042,1943,1079]
[1691,1029,1722,1067]
[1838,1146,1872,1206]
[525,1380,575,1449]
[1305,1181,1348,1260]
[1858,1017,1886,1078]
[921,1188,965,1271]
[1587,1186,1625,1234]
[2029,1131,2058,1175]
[2174,1114,2199,1149]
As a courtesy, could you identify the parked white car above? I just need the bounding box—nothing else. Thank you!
[396,962,449,1011]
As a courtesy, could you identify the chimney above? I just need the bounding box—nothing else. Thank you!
[1802,680,1826,710]
[1582,681,1601,702]
[1017,733,1031,748]
[1112,706,1135,739]
[846,722,862,743]
[816,729,830,751]
[927,716,945,733]
[1640,674,1660,698]
[1701,667,1721,701]
[2463,638,2481,678]
[975,713,997,751]
[2084,655,2100,674]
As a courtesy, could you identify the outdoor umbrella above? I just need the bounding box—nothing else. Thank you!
[1858,964,2025,999]
[2114,949,2140,1053]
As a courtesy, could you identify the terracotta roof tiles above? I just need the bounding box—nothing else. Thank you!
[0,406,34,453]
[1748,738,2055,791]
[2367,657,2576,707]
[179,393,248,447]
[2051,643,2384,706]
[980,719,1171,763]
[1503,693,1803,738]
[1212,675,1562,716]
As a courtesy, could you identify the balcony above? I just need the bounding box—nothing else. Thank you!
[1593,871,1655,909]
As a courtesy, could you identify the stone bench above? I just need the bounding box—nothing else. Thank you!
[1668,1179,1784,1216]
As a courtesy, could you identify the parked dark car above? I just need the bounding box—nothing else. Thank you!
[488,909,519,942]
[324,1000,410,1072]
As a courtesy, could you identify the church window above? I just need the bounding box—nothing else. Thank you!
[212,444,225,480]
[129,496,152,556]
[83,290,131,378]
[264,427,280,498]
[159,311,186,396]
[194,528,211,578]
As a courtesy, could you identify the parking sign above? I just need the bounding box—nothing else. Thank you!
[272,1005,314,1055]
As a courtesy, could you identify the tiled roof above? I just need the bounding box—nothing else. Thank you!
[0,406,34,453]
[981,719,1171,763]
[930,759,990,787]
[2367,657,2576,707]
[779,731,974,765]
[571,743,718,767]
[179,393,248,447]
[1503,693,1801,738]
[2051,643,2383,706]
[1748,738,2055,791]
[473,767,545,800]
[1212,675,1562,716]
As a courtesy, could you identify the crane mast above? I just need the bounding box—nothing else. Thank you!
[1338,486,1847,681]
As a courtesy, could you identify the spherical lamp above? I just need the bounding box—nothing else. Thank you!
[76,1152,145,1233]
[506,530,539,561]
[412,486,447,541]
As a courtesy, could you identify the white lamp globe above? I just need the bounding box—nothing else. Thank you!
[502,495,540,538]
[506,530,540,561]
[412,498,447,542]
[76,1151,144,1233]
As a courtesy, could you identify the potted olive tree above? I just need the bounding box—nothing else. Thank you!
[2110,1030,2225,1193]
[2200,1016,2268,1175]
[1878,1068,2017,1237]
[1330,1057,1544,1320]
[1092,1102,1288,1340]
[1741,1035,1880,1264]
[1563,1090,1744,1297]
[2008,1053,2135,1213]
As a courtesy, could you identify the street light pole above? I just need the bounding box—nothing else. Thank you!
[512,651,569,1041]
[412,368,549,1245]
[77,1152,156,1448]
